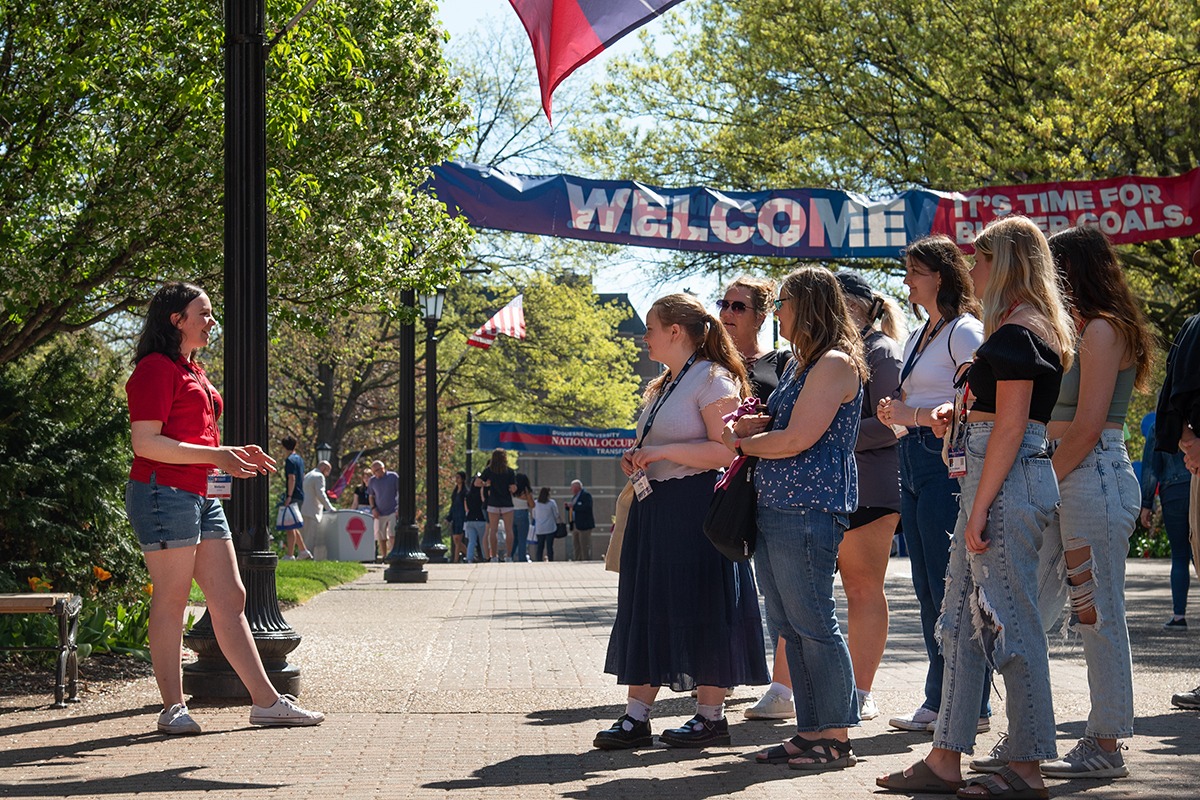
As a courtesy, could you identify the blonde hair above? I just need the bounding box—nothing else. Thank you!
[843,292,908,342]
[779,267,868,381]
[644,293,750,401]
[973,217,1074,371]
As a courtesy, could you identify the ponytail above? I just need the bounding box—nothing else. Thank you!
[700,311,750,397]
[876,295,908,342]
[644,294,750,400]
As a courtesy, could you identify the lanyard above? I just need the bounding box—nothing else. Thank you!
[636,351,699,449]
[948,300,1023,444]
[898,315,950,389]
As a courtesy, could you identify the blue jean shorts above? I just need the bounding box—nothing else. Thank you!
[125,474,232,553]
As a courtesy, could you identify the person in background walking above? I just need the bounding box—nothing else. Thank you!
[124,281,323,734]
[1140,420,1192,629]
[511,471,534,562]
[302,460,336,532]
[566,480,595,561]
[877,235,991,735]
[447,471,469,563]
[532,486,560,562]
[476,448,517,562]
[353,467,372,513]
[463,472,488,563]
[279,437,312,561]
[368,460,400,561]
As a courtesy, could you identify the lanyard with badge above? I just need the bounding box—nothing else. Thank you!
[629,351,699,500]
[186,359,232,500]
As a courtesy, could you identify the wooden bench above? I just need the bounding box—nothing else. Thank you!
[0,593,82,707]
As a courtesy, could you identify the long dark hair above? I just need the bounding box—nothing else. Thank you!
[134,282,205,364]
[903,235,982,321]
[488,448,509,474]
[1048,226,1155,391]
[779,267,868,381]
[537,486,551,503]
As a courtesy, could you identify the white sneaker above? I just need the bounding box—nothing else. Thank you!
[858,690,880,721]
[299,549,314,560]
[281,554,296,561]
[744,687,794,720]
[888,705,938,731]
[970,732,1011,773]
[249,694,325,727]
[157,703,202,735]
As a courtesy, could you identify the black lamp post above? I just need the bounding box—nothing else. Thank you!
[316,441,333,465]
[183,0,302,697]
[384,289,429,583]
[419,289,447,563]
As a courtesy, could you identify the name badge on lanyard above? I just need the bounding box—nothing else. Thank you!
[630,468,653,500]
[207,470,233,499]
[946,372,971,479]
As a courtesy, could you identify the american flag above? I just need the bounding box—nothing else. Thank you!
[468,294,526,350]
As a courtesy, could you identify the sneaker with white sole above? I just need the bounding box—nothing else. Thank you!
[1171,685,1200,709]
[969,732,1010,773]
[1041,736,1128,779]
[157,703,202,735]
[298,549,314,560]
[888,705,937,731]
[858,690,880,721]
[926,714,993,734]
[744,687,794,720]
[249,694,325,727]
[281,554,296,561]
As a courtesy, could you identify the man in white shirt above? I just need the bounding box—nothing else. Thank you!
[301,461,337,549]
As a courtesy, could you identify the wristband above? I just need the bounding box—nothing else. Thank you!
[734,438,745,457]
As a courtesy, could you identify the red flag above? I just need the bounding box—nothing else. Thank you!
[508,0,687,122]
[468,294,526,350]
[328,449,363,499]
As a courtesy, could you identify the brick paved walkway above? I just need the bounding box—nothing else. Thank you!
[2,559,1196,798]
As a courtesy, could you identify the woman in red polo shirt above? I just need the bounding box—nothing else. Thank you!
[125,282,324,735]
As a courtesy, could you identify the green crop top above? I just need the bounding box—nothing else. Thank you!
[1049,340,1136,425]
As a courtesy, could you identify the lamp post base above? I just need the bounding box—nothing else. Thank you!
[384,522,428,583]
[182,551,302,698]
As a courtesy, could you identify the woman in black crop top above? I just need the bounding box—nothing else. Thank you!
[880,217,1074,797]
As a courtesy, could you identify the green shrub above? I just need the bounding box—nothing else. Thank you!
[0,334,147,604]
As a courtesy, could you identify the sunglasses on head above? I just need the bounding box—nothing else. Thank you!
[715,299,751,313]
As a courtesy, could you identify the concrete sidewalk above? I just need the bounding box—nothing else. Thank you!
[1,559,1197,799]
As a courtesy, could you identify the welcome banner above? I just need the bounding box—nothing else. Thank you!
[429,161,1200,257]
[478,421,636,457]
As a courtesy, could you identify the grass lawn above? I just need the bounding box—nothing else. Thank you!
[188,560,367,606]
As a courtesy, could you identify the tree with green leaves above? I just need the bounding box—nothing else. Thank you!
[0,0,470,364]
[574,0,1200,334]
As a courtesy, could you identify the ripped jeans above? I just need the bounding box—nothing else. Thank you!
[1036,429,1138,739]
[933,422,1059,761]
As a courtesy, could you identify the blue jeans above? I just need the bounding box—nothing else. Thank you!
[464,520,486,563]
[535,533,555,562]
[755,504,859,732]
[1037,430,1138,739]
[1161,481,1193,616]
[899,429,991,717]
[934,422,1058,760]
[510,508,531,561]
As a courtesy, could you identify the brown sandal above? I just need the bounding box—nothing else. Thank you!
[876,759,965,794]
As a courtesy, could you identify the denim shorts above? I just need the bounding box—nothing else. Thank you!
[125,474,232,553]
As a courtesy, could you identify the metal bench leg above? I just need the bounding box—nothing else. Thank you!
[51,596,82,708]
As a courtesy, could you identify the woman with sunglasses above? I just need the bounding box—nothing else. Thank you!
[726,267,867,772]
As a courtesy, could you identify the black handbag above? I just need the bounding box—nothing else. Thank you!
[554,522,568,539]
[702,457,758,562]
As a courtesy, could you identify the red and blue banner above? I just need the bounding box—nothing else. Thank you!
[479,421,636,457]
[429,161,1200,257]
[509,0,687,122]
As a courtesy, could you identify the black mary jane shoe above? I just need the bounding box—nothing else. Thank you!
[593,714,654,750]
[659,714,731,748]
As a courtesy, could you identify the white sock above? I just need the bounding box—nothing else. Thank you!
[856,687,872,701]
[769,681,793,701]
[625,697,652,722]
[696,702,725,722]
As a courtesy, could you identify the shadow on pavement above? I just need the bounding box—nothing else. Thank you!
[0,766,283,797]
[0,704,158,738]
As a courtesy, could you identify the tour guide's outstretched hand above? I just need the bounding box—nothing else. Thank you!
[218,445,276,478]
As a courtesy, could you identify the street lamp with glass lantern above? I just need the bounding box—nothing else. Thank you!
[316,441,333,465]
[419,288,448,563]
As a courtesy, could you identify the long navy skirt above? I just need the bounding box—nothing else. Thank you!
[604,471,770,692]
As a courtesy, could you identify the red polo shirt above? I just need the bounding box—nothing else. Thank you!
[126,353,223,496]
